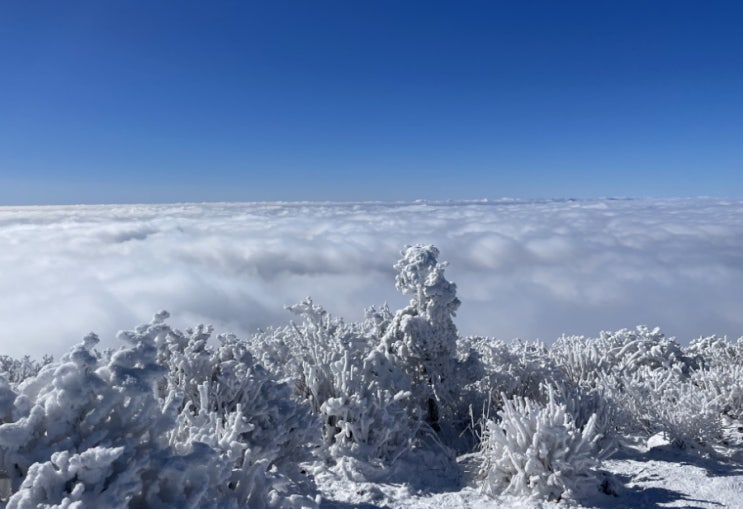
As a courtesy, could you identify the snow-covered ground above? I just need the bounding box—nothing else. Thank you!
[314,439,743,508]
[1,198,743,358]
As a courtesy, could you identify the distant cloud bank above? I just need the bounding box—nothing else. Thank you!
[1,199,742,358]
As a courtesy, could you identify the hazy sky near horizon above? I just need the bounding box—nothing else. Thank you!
[1,1,742,204]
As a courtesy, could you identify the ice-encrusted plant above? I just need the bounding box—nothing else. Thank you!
[550,327,704,444]
[381,244,460,431]
[157,318,317,475]
[685,335,743,370]
[0,314,318,509]
[0,329,214,508]
[601,362,722,448]
[551,326,690,389]
[0,355,52,388]
[686,336,743,421]
[453,336,568,451]
[319,349,420,463]
[479,389,604,502]
[251,298,420,467]
[691,364,743,421]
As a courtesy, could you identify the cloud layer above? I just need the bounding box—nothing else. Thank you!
[1,199,742,358]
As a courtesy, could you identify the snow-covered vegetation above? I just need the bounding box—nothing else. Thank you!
[478,389,603,501]
[1,244,742,507]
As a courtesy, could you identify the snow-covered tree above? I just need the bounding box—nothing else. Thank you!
[381,244,460,431]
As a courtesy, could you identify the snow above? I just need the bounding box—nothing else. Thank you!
[313,444,743,509]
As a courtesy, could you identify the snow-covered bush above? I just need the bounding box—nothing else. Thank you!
[550,327,703,445]
[168,384,316,509]
[505,340,565,403]
[595,326,689,376]
[685,335,743,370]
[551,326,689,390]
[451,337,556,450]
[656,376,722,449]
[479,389,603,501]
[685,336,743,421]
[252,299,419,467]
[445,336,499,450]
[284,299,373,412]
[550,382,617,455]
[0,331,213,508]
[381,244,460,431]
[602,362,722,449]
[551,334,608,389]
[0,355,52,387]
[319,349,420,463]
[0,315,318,508]
[156,319,317,475]
[691,363,743,421]
[247,246,465,465]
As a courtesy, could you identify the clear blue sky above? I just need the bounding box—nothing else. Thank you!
[1,1,741,204]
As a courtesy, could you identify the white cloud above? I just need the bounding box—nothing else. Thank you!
[1,198,742,359]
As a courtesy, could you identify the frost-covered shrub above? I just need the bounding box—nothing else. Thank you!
[452,338,541,444]
[596,326,689,376]
[691,363,743,421]
[462,338,562,409]
[551,334,608,389]
[506,340,565,403]
[458,337,517,396]
[8,443,230,509]
[381,245,460,431]
[0,331,209,508]
[445,336,498,449]
[550,382,617,455]
[0,355,52,387]
[320,349,420,463]
[479,390,603,501]
[155,318,317,475]
[550,327,702,445]
[0,315,318,508]
[655,376,722,449]
[602,362,722,448]
[551,326,689,390]
[685,335,743,369]
[285,299,373,411]
[684,336,743,421]
[9,446,131,508]
[252,299,419,466]
[168,384,316,509]
[599,362,675,437]
[248,246,464,464]
[451,337,570,453]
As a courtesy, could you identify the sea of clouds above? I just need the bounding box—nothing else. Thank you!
[1,198,742,359]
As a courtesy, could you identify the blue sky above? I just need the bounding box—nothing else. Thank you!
[1,1,741,204]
